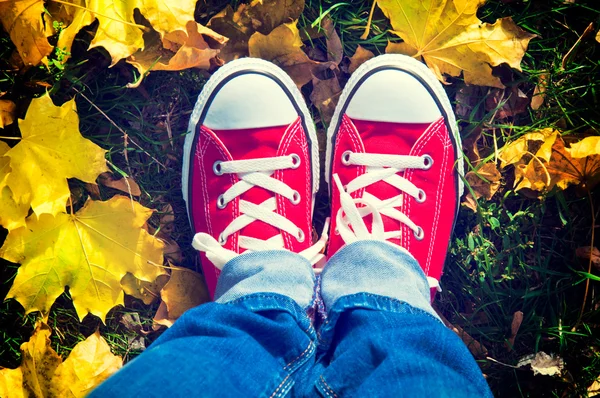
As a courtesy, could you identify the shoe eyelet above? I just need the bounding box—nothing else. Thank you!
[218,233,227,245]
[416,189,426,203]
[296,229,305,243]
[422,154,433,170]
[290,154,301,169]
[290,190,301,205]
[414,226,424,240]
[341,150,352,166]
[213,160,224,175]
[217,194,227,209]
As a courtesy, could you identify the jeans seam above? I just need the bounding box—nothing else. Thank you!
[319,375,339,398]
[269,373,291,398]
[283,341,314,372]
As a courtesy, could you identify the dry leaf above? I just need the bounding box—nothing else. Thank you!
[531,73,549,110]
[567,135,600,158]
[0,142,29,231]
[576,246,600,268]
[310,76,342,125]
[589,378,600,397]
[507,310,524,349]
[322,17,343,65]
[98,172,142,196]
[517,352,564,377]
[499,128,557,168]
[0,99,16,128]
[485,87,529,119]
[121,273,170,305]
[379,0,536,87]
[0,196,165,321]
[126,21,226,88]
[435,308,488,358]
[0,322,121,398]
[348,45,375,74]
[249,21,330,87]
[153,266,210,328]
[51,0,95,63]
[465,162,501,200]
[2,94,108,216]
[208,0,305,62]
[0,0,53,66]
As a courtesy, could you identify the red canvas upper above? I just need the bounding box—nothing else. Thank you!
[189,117,314,297]
[327,114,458,296]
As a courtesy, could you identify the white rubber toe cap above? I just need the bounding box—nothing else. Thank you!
[203,73,298,130]
[346,70,441,123]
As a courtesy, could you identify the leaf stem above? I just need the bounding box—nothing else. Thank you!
[49,0,149,31]
[0,136,21,140]
[360,0,377,40]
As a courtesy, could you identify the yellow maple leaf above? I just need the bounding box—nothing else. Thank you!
[0,0,54,66]
[0,99,16,128]
[377,0,536,87]
[249,21,324,87]
[126,21,226,88]
[499,130,600,193]
[0,195,165,321]
[567,136,600,158]
[0,141,29,230]
[3,93,108,216]
[50,0,95,63]
[0,322,122,398]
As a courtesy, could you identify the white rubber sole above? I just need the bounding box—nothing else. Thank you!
[325,54,464,197]
[182,58,320,219]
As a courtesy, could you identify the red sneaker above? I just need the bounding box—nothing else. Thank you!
[325,55,464,299]
[182,58,326,298]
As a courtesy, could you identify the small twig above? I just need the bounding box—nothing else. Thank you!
[50,0,149,31]
[74,88,167,170]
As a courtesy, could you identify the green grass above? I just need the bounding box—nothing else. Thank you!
[1,0,600,396]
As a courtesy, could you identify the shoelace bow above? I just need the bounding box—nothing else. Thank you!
[192,154,327,269]
[334,151,440,290]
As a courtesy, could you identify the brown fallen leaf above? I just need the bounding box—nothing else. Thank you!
[531,73,549,110]
[485,87,529,119]
[0,99,16,128]
[348,45,375,74]
[517,352,564,377]
[0,322,121,398]
[435,308,489,359]
[576,246,600,269]
[507,310,524,350]
[126,21,226,88]
[98,172,142,196]
[379,0,536,87]
[310,76,342,125]
[0,0,53,66]
[208,0,305,62]
[321,17,343,65]
[248,21,332,87]
[153,266,210,328]
[465,162,501,200]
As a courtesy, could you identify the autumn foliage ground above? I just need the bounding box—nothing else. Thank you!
[1,0,600,396]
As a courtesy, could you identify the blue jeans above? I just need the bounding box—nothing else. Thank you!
[92,241,492,397]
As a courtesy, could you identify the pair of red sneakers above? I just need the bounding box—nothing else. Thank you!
[182,55,464,300]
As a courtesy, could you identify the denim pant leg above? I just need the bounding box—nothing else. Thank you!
[90,251,318,398]
[315,241,493,398]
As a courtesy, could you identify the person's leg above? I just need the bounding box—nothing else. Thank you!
[91,251,318,397]
[93,58,326,397]
[315,241,492,397]
[316,54,492,397]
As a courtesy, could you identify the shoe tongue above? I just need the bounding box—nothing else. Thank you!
[349,118,431,245]
[210,125,289,247]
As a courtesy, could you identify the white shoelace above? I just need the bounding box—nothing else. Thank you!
[334,151,440,290]
[192,154,327,269]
